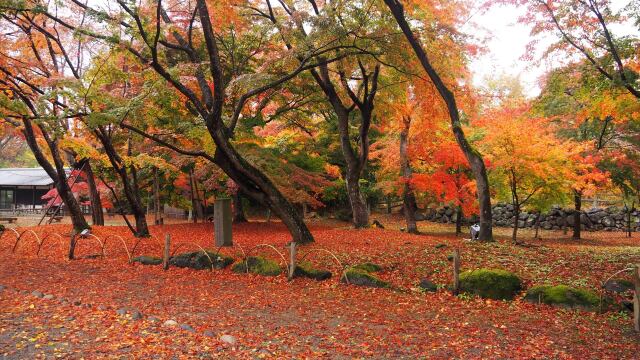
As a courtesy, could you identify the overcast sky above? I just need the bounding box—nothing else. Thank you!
[467,1,636,97]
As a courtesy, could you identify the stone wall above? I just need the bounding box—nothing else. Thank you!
[420,204,640,232]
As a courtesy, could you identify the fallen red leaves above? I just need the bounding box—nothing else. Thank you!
[1,218,639,358]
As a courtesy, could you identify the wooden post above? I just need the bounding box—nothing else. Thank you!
[452,248,460,295]
[163,234,170,271]
[214,198,233,247]
[288,242,297,280]
[633,265,640,332]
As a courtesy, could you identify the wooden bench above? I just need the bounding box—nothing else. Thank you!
[0,217,17,224]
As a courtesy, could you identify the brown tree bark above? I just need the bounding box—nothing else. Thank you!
[94,127,149,237]
[573,191,582,240]
[85,161,104,226]
[22,119,89,259]
[455,206,463,237]
[384,0,493,241]
[153,167,164,225]
[233,191,248,223]
[400,116,418,234]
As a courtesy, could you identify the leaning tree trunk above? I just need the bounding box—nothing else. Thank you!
[210,135,314,244]
[233,191,248,223]
[85,162,104,226]
[22,120,89,259]
[534,211,542,239]
[573,191,582,240]
[384,0,493,241]
[400,123,418,234]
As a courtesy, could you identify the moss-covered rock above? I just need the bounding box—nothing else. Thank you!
[132,256,162,266]
[293,262,332,281]
[603,279,634,293]
[524,285,600,310]
[232,256,282,276]
[459,269,522,300]
[352,262,383,273]
[341,268,389,288]
[169,251,233,270]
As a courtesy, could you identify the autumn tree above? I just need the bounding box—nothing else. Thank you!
[479,105,575,243]
[383,0,494,240]
[514,0,639,99]
[0,4,93,253]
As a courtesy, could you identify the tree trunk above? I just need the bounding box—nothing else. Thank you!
[456,206,463,236]
[512,203,520,244]
[95,128,149,237]
[384,0,493,241]
[534,211,541,239]
[573,191,581,240]
[153,167,164,225]
[400,121,418,234]
[346,174,370,228]
[233,191,248,223]
[210,139,314,244]
[22,120,89,233]
[85,161,104,226]
[628,201,635,238]
[189,168,199,223]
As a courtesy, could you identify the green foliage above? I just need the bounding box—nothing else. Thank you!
[232,256,282,276]
[524,285,600,310]
[459,269,522,300]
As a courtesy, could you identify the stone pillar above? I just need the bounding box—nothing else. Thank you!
[214,198,232,247]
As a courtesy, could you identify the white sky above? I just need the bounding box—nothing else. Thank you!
[467,1,637,97]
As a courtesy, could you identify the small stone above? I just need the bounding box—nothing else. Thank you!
[163,319,178,327]
[0,285,5,292]
[203,330,215,337]
[180,324,195,332]
[116,308,127,316]
[73,300,81,306]
[434,244,447,249]
[147,316,160,323]
[97,305,107,311]
[418,278,438,292]
[131,310,143,321]
[43,294,54,300]
[220,334,237,345]
[31,290,44,298]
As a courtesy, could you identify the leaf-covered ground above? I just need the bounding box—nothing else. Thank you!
[1,217,639,359]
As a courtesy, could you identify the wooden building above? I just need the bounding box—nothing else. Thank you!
[0,168,55,211]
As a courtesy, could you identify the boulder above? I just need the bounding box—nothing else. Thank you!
[603,279,634,293]
[169,251,234,270]
[293,262,332,281]
[602,217,616,227]
[132,256,162,266]
[352,262,383,273]
[459,269,522,300]
[341,268,389,288]
[232,256,282,276]
[524,285,600,310]
[418,278,438,292]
